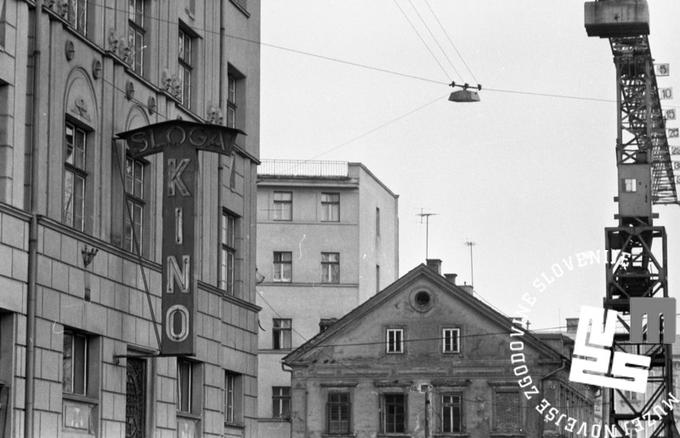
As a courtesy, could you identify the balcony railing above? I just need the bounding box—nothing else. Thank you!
[258,159,349,178]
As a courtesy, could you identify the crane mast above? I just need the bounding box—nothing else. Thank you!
[585,1,678,436]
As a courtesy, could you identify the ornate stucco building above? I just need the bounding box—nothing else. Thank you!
[283,261,595,438]
[0,1,260,437]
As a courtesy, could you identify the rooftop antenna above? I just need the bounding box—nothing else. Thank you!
[464,240,476,287]
[416,209,437,260]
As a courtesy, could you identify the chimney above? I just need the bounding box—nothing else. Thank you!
[426,259,442,275]
[460,285,474,295]
[444,273,457,285]
[566,318,579,334]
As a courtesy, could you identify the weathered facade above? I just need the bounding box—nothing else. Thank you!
[256,159,399,438]
[283,262,595,438]
[0,1,260,437]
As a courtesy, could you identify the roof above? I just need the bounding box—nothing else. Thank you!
[283,263,568,365]
[256,159,399,199]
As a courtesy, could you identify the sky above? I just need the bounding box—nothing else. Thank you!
[259,1,680,330]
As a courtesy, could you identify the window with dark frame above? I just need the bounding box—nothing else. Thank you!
[219,212,237,294]
[272,386,291,419]
[63,122,87,232]
[178,26,194,107]
[127,0,146,75]
[327,392,351,434]
[494,390,520,432]
[124,156,145,253]
[63,331,88,395]
[380,393,406,434]
[177,359,193,413]
[62,330,97,434]
[442,328,460,353]
[67,0,88,35]
[386,328,403,354]
[227,74,238,128]
[225,371,242,424]
[321,193,340,222]
[442,394,462,433]
[321,252,340,283]
[273,191,292,221]
[273,251,292,282]
[272,318,292,350]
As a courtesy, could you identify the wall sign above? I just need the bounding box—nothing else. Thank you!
[117,120,243,355]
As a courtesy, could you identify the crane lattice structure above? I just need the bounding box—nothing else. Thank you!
[585,1,678,437]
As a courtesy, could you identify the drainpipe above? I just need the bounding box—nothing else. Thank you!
[25,0,43,437]
[303,389,308,438]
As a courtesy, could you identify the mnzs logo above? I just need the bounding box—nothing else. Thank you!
[569,299,676,393]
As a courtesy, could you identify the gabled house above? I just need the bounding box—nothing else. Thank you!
[283,261,594,438]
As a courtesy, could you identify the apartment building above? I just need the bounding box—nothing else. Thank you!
[256,159,399,438]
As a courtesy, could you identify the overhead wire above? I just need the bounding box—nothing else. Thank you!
[85,2,655,107]
[390,0,454,81]
[404,0,463,81]
[307,93,448,160]
[423,0,480,84]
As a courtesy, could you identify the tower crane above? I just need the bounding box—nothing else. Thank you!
[585,1,678,436]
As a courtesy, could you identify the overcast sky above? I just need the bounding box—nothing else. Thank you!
[259,1,680,330]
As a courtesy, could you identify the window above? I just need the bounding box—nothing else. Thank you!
[225,372,242,424]
[623,178,637,192]
[227,74,238,128]
[386,328,403,354]
[327,392,351,434]
[273,251,292,282]
[272,319,292,350]
[321,193,340,222]
[177,359,199,436]
[442,328,460,353]
[63,331,88,395]
[376,207,380,236]
[177,359,193,413]
[67,0,88,35]
[62,330,98,433]
[321,252,340,283]
[442,394,462,433]
[127,0,146,75]
[380,393,406,434]
[494,391,520,432]
[63,122,87,231]
[124,156,145,252]
[272,386,291,419]
[219,212,237,294]
[178,26,194,107]
[273,191,292,221]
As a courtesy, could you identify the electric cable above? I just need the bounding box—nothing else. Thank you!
[390,0,452,81]
[74,2,680,108]
[404,0,463,81]
[422,0,480,84]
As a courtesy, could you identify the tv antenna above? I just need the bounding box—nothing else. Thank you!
[416,209,437,260]
[464,240,476,287]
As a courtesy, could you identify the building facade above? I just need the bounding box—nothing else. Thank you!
[0,1,260,437]
[283,261,595,438]
[256,159,399,438]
